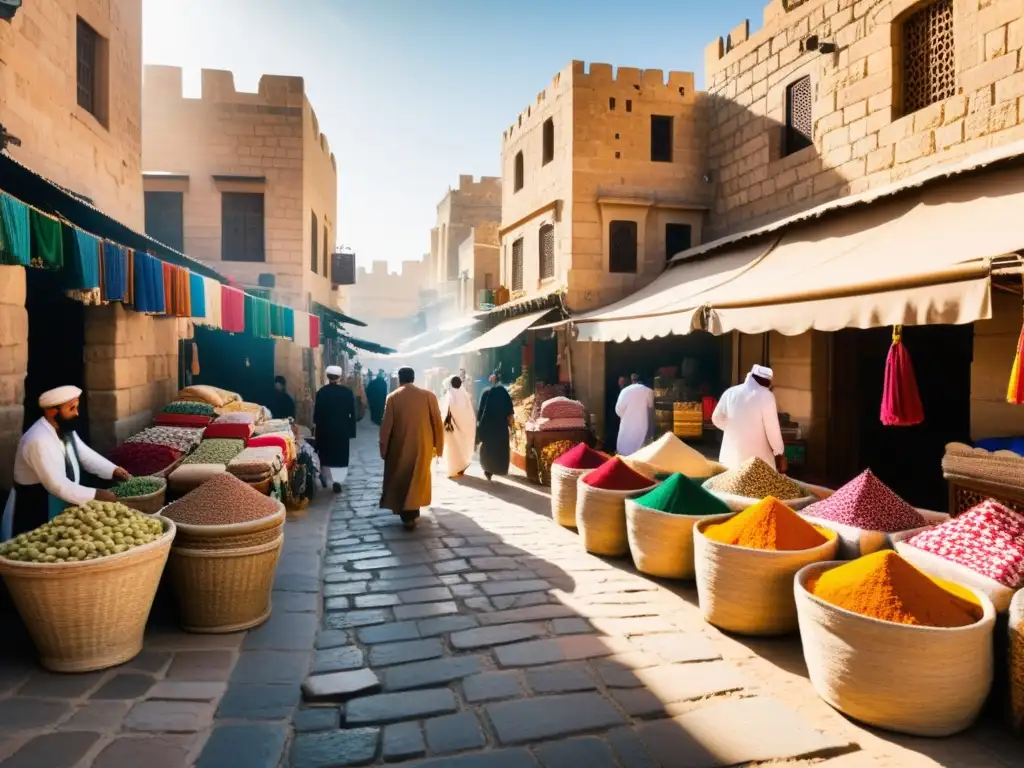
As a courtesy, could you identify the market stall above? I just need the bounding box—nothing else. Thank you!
[509,380,593,484]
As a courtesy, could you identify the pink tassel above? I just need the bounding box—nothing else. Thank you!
[880,325,924,427]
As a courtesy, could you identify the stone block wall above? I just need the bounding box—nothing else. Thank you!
[0,268,28,487]
[430,175,502,289]
[704,0,1024,239]
[349,258,429,324]
[84,304,182,454]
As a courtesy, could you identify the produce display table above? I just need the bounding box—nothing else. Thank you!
[524,428,593,485]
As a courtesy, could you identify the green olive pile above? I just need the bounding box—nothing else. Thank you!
[0,501,165,563]
[111,477,163,498]
[182,439,245,466]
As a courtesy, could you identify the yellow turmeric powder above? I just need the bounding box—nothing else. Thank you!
[807,550,983,628]
[704,496,829,551]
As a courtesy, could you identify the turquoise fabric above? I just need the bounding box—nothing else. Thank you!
[0,194,30,266]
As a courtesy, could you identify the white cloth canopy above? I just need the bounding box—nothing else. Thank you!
[614,383,654,456]
[711,374,786,469]
[440,377,476,477]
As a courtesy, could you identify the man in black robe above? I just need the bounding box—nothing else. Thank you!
[476,373,514,480]
[314,365,357,493]
[268,375,295,420]
[366,370,388,426]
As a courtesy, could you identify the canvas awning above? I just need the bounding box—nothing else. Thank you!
[378,327,473,359]
[443,309,552,356]
[569,164,1024,342]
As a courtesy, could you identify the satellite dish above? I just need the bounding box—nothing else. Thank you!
[0,0,22,22]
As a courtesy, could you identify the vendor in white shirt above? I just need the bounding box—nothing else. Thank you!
[711,364,788,472]
[1,386,130,541]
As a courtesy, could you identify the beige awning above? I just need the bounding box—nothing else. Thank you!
[570,164,1024,342]
[444,309,552,356]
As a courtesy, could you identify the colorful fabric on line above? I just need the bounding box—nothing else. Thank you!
[309,312,320,349]
[283,306,295,340]
[172,266,191,317]
[1009,324,1024,404]
[200,277,222,328]
[221,285,245,333]
[132,250,166,313]
[0,194,31,266]
[189,272,206,319]
[293,310,311,347]
[244,293,271,338]
[270,302,287,338]
[101,242,129,301]
[162,262,174,314]
[62,228,101,290]
[30,210,63,270]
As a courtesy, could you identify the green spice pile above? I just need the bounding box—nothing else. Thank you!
[0,502,165,563]
[162,472,279,525]
[634,473,731,516]
[162,401,217,417]
[182,439,245,466]
[111,477,164,498]
[702,457,805,500]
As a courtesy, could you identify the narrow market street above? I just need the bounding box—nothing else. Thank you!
[0,426,1019,768]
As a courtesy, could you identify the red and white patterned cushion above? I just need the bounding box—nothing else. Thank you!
[904,499,1024,588]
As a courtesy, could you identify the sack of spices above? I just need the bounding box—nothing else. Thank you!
[575,458,656,556]
[550,444,607,529]
[795,552,994,737]
[702,457,815,512]
[799,469,947,559]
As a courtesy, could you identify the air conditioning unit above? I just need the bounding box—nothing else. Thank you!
[257,273,276,288]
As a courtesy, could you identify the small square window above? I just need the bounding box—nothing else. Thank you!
[76,18,105,122]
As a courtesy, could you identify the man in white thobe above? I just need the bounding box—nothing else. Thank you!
[2,386,129,541]
[614,374,654,456]
[712,364,788,472]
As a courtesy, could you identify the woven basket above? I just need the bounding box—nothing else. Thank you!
[891,529,1020,613]
[168,533,283,633]
[708,489,816,513]
[164,502,285,540]
[625,500,722,580]
[550,465,590,528]
[795,560,995,737]
[245,476,273,495]
[174,521,283,551]
[800,509,949,561]
[116,477,168,516]
[1011,589,1024,734]
[575,479,657,557]
[693,515,839,636]
[0,517,175,672]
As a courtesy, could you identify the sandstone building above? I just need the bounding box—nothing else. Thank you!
[348,257,431,349]
[141,65,342,415]
[0,0,186,470]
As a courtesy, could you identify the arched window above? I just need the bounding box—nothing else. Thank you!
[514,151,524,192]
[542,119,554,165]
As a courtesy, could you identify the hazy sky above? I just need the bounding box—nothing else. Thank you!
[142,0,767,270]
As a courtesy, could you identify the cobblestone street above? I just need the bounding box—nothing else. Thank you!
[0,427,1021,767]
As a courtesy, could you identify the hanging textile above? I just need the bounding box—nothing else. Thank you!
[244,293,271,339]
[200,277,222,328]
[30,209,63,270]
[172,266,191,317]
[293,310,311,348]
[100,242,128,301]
[283,306,295,340]
[131,250,165,313]
[162,262,175,314]
[880,325,924,426]
[221,285,245,333]
[61,228,101,290]
[1008,282,1024,404]
[270,302,287,338]
[192,340,201,376]
[309,312,320,349]
[0,194,31,266]
[189,272,206,319]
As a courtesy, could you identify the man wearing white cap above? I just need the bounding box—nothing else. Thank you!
[1,386,130,541]
[711,364,788,472]
[314,365,357,493]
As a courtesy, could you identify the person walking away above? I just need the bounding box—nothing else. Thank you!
[615,374,654,456]
[476,374,514,480]
[712,364,788,473]
[268,375,295,420]
[380,367,444,530]
[314,365,357,493]
[366,369,388,426]
[440,375,475,478]
[606,375,628,454]
[2,386,130,541]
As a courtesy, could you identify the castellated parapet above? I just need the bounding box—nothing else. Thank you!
[503,61,697,144]
[143,65,336,170]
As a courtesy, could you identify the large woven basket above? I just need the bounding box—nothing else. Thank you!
[800,509,949,561]
[116,477,167,516]
[1011,589,1024,734]
[625,500,721,580]
[168,533,283,633]
[693,515,838,636]
[575,479,657,557]
[795,561,995,737]
[550,465,590,528]
[164,503,284,552]
[0,516,175,672]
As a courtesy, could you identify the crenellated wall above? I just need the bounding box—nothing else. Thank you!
[428,175,502,290]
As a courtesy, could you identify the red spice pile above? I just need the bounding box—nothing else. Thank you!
[553,443,608,471]
[581,457,652,491]
[109,443,182,476]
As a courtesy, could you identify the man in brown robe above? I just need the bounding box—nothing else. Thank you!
[379,366,444,530]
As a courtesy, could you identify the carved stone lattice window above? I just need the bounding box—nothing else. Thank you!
[539,224,554,280]
[901,0,956,115]
[511,238,524,291]
[784,76,813,156]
